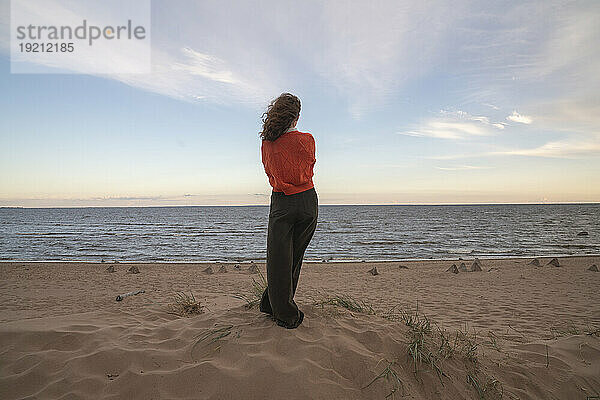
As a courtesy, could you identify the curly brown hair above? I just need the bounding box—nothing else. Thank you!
[260,92,301,141]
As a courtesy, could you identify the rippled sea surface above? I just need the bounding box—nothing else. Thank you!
[1,204,598,262]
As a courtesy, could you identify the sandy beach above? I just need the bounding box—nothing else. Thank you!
[1,256,599,399]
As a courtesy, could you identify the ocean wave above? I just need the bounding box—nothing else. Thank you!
[352,240,404,246]
[16,232,79,236]
[2,204,599,261]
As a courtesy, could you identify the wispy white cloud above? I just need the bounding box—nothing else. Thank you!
[436,165,491,171]
[498,98,600,158]
[111,45,275,106]
[506,111,533,124]
[483,103,500,110]
[534,7,600,87]
[449,2,600,123]
[0,1,283,106]
[400,122,488,140]
[427,134,600,159]
[172,48,239,85]
[2,0,598,122]
[426,153,489,160]
[442,110,506,129]
[493,139,600,158]
[302,3,469,118]
[0,1,472,113]
[528,97,600,134]
[398,110,505,140]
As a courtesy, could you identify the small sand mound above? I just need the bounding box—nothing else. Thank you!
[105,265,116,273]
[470,259,483,272]
[203,266,214,275]
[368,267,379,276]
[588,264,599,272]
[248,265,259,274]
[126,266,140,274]
[218,266,228,273]
[446,264,459,274]
[546,258,561,267]
[458,262,468,272]
[529,258,541,267]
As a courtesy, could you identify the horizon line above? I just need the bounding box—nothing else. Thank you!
[2,201,599,209]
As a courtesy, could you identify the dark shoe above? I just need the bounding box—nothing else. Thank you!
[275,310,304,329]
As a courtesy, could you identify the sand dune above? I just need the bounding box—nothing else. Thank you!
[0,256,599,399]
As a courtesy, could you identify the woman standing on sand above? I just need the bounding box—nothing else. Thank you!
[258,92,318,329]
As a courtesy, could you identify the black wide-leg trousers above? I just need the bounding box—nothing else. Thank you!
[260,187,318,327]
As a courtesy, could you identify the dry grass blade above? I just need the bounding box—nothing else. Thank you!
[232,267,268,308]
[455,325,479,364]
[468,374,504,400]
[468,375,483,398]
[437,327,456,360]
[484,331,502,352]
[380,304,404,322]
[362,358,405,399]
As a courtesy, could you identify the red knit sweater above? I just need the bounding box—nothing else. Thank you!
[261,130,316,195]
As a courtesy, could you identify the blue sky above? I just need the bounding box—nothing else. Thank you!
[1,0,599,206]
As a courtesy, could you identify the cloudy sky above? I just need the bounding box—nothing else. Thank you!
[1,0,599,206]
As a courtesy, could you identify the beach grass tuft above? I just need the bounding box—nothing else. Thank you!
[403,309,447,383]
[166,291,206,317]
[232,267,268,308]
[548,322,600,339]
[378,303,484,387]
[190,324,233,360]
[312,293,376,315]
[550,323,581,337]
[437,326,457,360]
[456,325,479,364]
[587,328,600,337]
